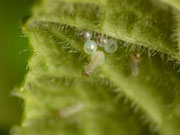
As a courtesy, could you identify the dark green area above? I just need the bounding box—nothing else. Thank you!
[0,0,34,134]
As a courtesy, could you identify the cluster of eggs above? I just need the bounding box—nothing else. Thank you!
[80,31,118,76]
[80,31,141,77]
[81,31,118,55]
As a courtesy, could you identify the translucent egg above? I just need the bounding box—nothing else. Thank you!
[104,39,118,53]
[80,31,92,41]
[96,36,107,47]
[84,40,97,54]
[99,38,107,47]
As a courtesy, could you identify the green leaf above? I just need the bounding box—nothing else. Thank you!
[12,0,180,135]
[160,0,180,11]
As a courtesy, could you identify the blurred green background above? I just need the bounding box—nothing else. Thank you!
[0,0,34,134]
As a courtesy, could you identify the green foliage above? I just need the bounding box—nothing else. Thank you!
[160,0,180,10]
[12,0,180,135]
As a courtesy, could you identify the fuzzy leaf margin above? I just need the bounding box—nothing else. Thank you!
[12,0,180,135]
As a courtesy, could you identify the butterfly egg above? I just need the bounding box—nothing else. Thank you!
[96,35,107,47]
[82,51,105,76]
[84,40,97,55]
[80,31,92,41]
[104,39,118,53]
[56,103,84,118]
